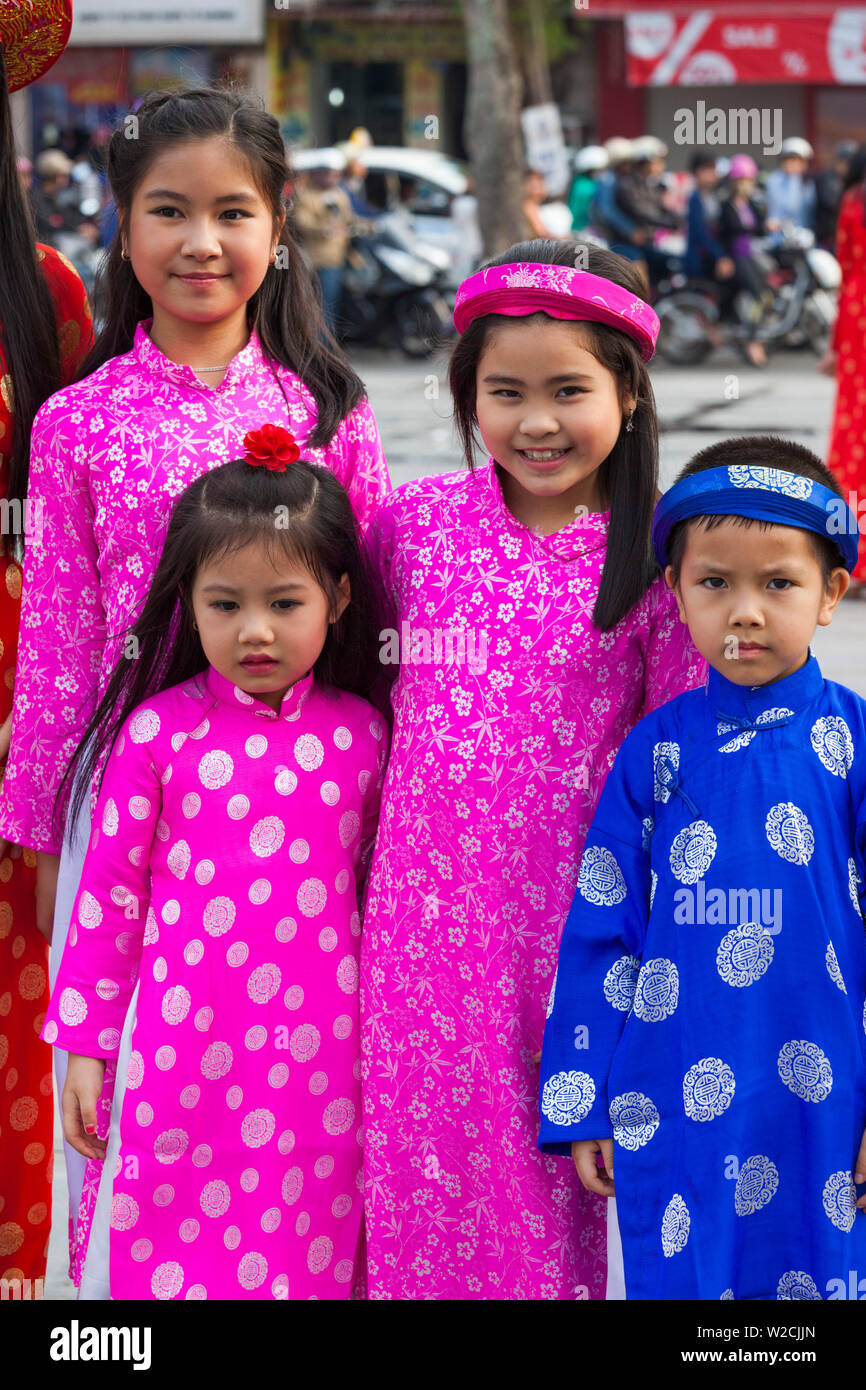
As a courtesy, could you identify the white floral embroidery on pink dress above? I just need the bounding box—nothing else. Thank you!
[360,460,705,1300]
[0,320,390,854]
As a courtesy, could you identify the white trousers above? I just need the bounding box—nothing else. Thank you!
[50,792,135,1301]
[606,1197,626,1300]
[49,798,91,1262]
[78,981,137,1300]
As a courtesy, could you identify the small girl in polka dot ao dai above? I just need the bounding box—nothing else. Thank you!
[42,434,388,1300]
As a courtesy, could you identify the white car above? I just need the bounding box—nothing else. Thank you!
[289,144,572,285]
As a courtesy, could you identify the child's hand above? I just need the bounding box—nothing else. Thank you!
[572,1138,615,1197]
[855,1124,866,1211]
[62,1054,108,1161]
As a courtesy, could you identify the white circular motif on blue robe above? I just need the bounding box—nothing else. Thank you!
[777,1270,821,1301]
[777,1039,833,1102]
[863,998,866,1037]
[716,922,774,988]
[727,464,813,499]
[669,819,717,885]
[653,742,679,803]
[633,958,679,1022]
[661,1194,690,1257]
[540,1070,596,1127]
[848,858,863,917]
[609,1091,660,1150]
[545,966,557,1020]
[578,845,627,907]
[717,719,753,753]
[720,1289,734,1300]
[603,955,641,1012]
[683,1056,735,1121]
[650,870,658,910]
[765,803,814,866]
[717,708,793,754]
[734,1155,779,1216]
[641,817,654,850]
[825,942,847,994]
[810,716,854,778]
[822,1170,856,1233]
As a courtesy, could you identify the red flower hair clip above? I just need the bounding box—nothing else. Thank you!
[243,423,301,472]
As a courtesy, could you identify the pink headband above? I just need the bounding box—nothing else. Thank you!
[453,262,659,361]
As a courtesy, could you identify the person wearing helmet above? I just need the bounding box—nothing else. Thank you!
[815,141,857,251]
[30,147,80,247]
[719,153,778,366]
[336,141,381,221]
[590,137,645,261]
[567,144,608,233]
[615,135,680,284]
[632,134,668,180]
[683,150,734,285]
[291,151,354,331]
[766,136,816,231]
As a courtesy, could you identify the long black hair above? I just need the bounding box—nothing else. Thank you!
[55,456,381,843]
[77,85,364,449]
[0,48,64,531]
[449,239,660,631]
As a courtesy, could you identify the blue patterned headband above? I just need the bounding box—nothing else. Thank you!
[652,465,859,573]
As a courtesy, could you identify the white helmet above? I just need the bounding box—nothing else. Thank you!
[604,136,634,166]
[632,134,668,162]
[780,137,813,161]
[574,144,609,174]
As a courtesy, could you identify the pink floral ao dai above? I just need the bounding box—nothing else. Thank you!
[360,463,705,1300]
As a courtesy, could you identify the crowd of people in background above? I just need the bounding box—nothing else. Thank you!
[25,112,864,368]
[564,133,864,367]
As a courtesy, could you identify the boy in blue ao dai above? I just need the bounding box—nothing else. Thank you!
[538,437,866,1299]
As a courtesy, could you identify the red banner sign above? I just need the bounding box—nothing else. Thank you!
[624,9,866,85]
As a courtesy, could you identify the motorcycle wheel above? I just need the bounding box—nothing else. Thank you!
[655,296,715,366]
[393,293,448,359]
[801,299,832,357]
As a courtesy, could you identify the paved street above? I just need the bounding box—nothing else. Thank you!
[43,344,863,1300]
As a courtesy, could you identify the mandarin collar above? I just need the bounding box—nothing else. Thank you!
[480,458,609,562]
[202,665,315,721]
[133,318,264,392]
[706,650,824,724]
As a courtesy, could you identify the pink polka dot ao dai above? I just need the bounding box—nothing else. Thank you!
[43,667,387,1300]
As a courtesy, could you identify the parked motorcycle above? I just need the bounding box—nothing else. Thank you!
[654,226,840,366]
[337,213,455,358]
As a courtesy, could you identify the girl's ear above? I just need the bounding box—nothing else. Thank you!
[331,572,351,623]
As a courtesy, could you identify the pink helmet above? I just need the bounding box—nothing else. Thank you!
[729,154,758,180]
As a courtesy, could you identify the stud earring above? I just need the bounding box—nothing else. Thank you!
[121,247,130,262]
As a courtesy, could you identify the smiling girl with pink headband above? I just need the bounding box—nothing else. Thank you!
[359,239,706,1300]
